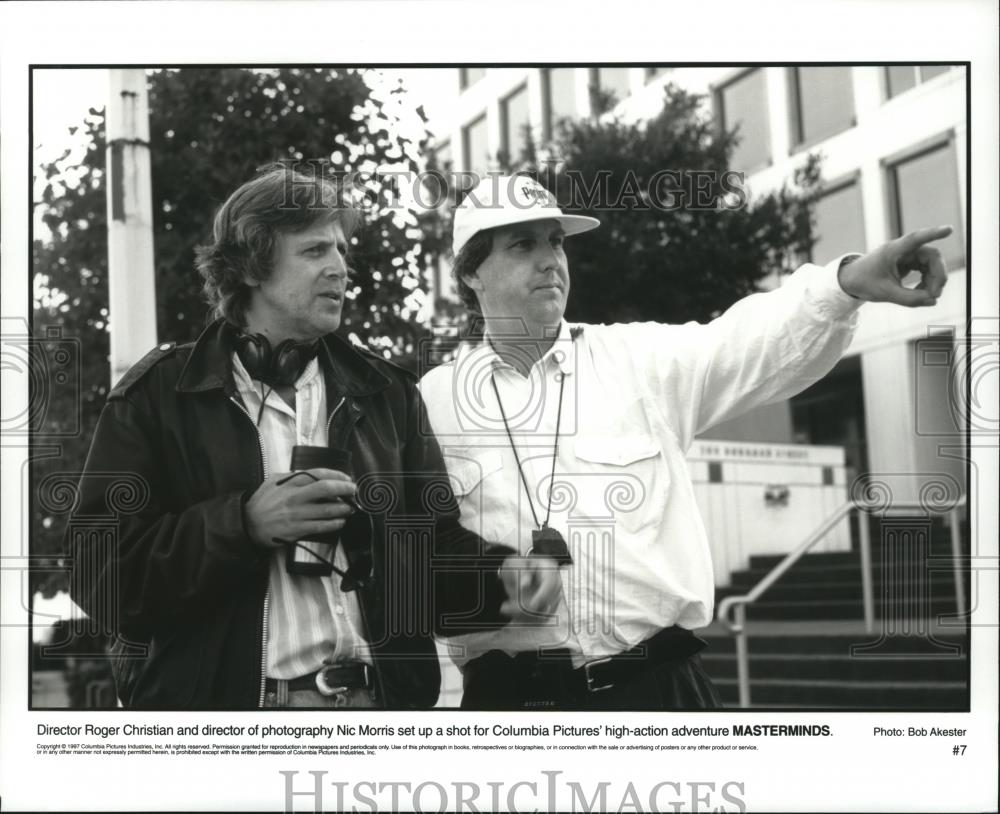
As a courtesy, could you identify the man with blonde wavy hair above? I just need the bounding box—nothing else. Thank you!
[69,164,559,709]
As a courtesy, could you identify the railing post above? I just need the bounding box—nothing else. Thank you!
[857,508,875,634]
[734,604,750,708]
[948,507,966,618]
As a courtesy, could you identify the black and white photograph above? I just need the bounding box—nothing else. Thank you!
[2,1,996,811]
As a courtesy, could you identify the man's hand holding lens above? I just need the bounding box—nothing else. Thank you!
[243,468,356,549]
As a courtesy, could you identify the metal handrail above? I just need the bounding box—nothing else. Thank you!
[716,496,968,708]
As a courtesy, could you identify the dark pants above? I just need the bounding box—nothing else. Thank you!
[460,629,724,711]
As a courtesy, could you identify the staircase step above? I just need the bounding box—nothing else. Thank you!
[748,544,960,570]
[700,652,967,682]
[700,632,968,656]
[711,677,967,709]
[693,513,969,709]
[739,598,962,620]
[716,582,961,604]
[727,567,965,589]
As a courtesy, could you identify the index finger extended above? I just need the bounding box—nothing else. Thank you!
[896,224,953,254]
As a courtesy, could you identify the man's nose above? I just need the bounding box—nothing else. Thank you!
[324,255,348,278]
[536,244,562,271]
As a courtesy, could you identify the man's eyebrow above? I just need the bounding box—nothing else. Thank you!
[503,227,537,241]
[504,225,565,242]
[298,238,347,251]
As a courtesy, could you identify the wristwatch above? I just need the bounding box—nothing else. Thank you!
[838,253,863,299]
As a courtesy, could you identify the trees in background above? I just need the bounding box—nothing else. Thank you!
[30,72,821,707]
[491,83,821,325]
[32,76,821,594]
[32,68,436,593]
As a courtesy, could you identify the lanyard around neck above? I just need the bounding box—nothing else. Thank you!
[489,369,566,530]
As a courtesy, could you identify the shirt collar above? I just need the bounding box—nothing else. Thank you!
[474,320,577,377]
[231,350,322,391]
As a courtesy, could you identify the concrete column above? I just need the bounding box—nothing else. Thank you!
[764,67,791,162]
[861,343,919,503]
[106,69,157,386]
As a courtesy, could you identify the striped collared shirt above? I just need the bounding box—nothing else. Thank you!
[232,352,370,679]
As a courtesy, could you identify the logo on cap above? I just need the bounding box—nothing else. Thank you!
[451,173,601,256]
[515,177,556,207]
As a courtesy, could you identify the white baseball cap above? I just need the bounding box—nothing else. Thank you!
[451,174,600,256]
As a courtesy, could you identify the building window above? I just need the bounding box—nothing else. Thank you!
[885,65,952,99]
[912,331,963,438]
[716,69,771,174]
[811,180,866,265]
[788,67,855,148]
[434,141,452,171]
[589,67,631,112]
[887,140,964,269]
[458,67,487,91]
[462,114,489,177]
[789,356,868,479]
[542,68,577,141]
[917,65,951,82]
[500,83,531,166]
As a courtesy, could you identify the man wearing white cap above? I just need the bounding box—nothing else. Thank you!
[418,173,950,710]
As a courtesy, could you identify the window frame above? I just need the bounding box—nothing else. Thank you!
[713,67,773,174]
[541,67,577,142]
[787,66,857,153]
[883,131,964,268]
[588,66,631,112]
[458,67,487,91]
[809,169,866,265]
[882,64,954,101]
[499,82,531,166]
[461,112,489,176]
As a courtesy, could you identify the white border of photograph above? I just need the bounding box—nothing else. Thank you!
[2,1,997,811]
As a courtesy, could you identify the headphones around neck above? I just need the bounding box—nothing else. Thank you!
[234,332,320,388]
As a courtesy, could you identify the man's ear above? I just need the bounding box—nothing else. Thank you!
[462,271,483,293]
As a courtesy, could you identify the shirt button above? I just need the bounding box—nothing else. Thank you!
[334,606,345,616]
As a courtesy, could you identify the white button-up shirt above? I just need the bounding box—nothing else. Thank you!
[232,353,370,679]
[418,259,860,667]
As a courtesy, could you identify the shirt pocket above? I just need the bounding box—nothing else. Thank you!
[570,435,669,535]
[442,449,508,537]
[447,450,504,496]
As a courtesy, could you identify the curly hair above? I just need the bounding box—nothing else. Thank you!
[196,163,361,326]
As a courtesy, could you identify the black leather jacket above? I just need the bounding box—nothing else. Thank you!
[68,320,512,709]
